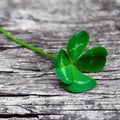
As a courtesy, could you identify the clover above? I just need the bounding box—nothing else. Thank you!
[54,31,108,92]
[0,28,108,93]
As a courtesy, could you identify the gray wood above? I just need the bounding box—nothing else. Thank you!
[0,0,120,120]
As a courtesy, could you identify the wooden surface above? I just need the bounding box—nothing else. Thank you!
[0,0,120,120]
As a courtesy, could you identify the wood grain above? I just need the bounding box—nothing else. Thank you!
[0,0,120,119]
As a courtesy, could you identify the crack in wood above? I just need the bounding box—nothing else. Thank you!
[0,93,63,97]
[0,114,39,118]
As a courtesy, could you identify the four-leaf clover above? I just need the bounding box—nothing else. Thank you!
[54,31,108,93]
[0,28,108,93]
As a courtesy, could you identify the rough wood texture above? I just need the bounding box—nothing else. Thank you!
[0,0,120,120]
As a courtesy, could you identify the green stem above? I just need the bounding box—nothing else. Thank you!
[0,27,56,60]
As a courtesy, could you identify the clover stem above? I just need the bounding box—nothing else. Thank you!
[0,27,56,60]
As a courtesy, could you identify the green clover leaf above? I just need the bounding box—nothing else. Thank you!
[0,28,108,93]
[75,46,108,72]
[54,49,73,84]
[64,67,96,93]
[67,31,89,62]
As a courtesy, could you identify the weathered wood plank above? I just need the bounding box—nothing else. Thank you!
[0,95,120,112]
[0,0,120,120]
